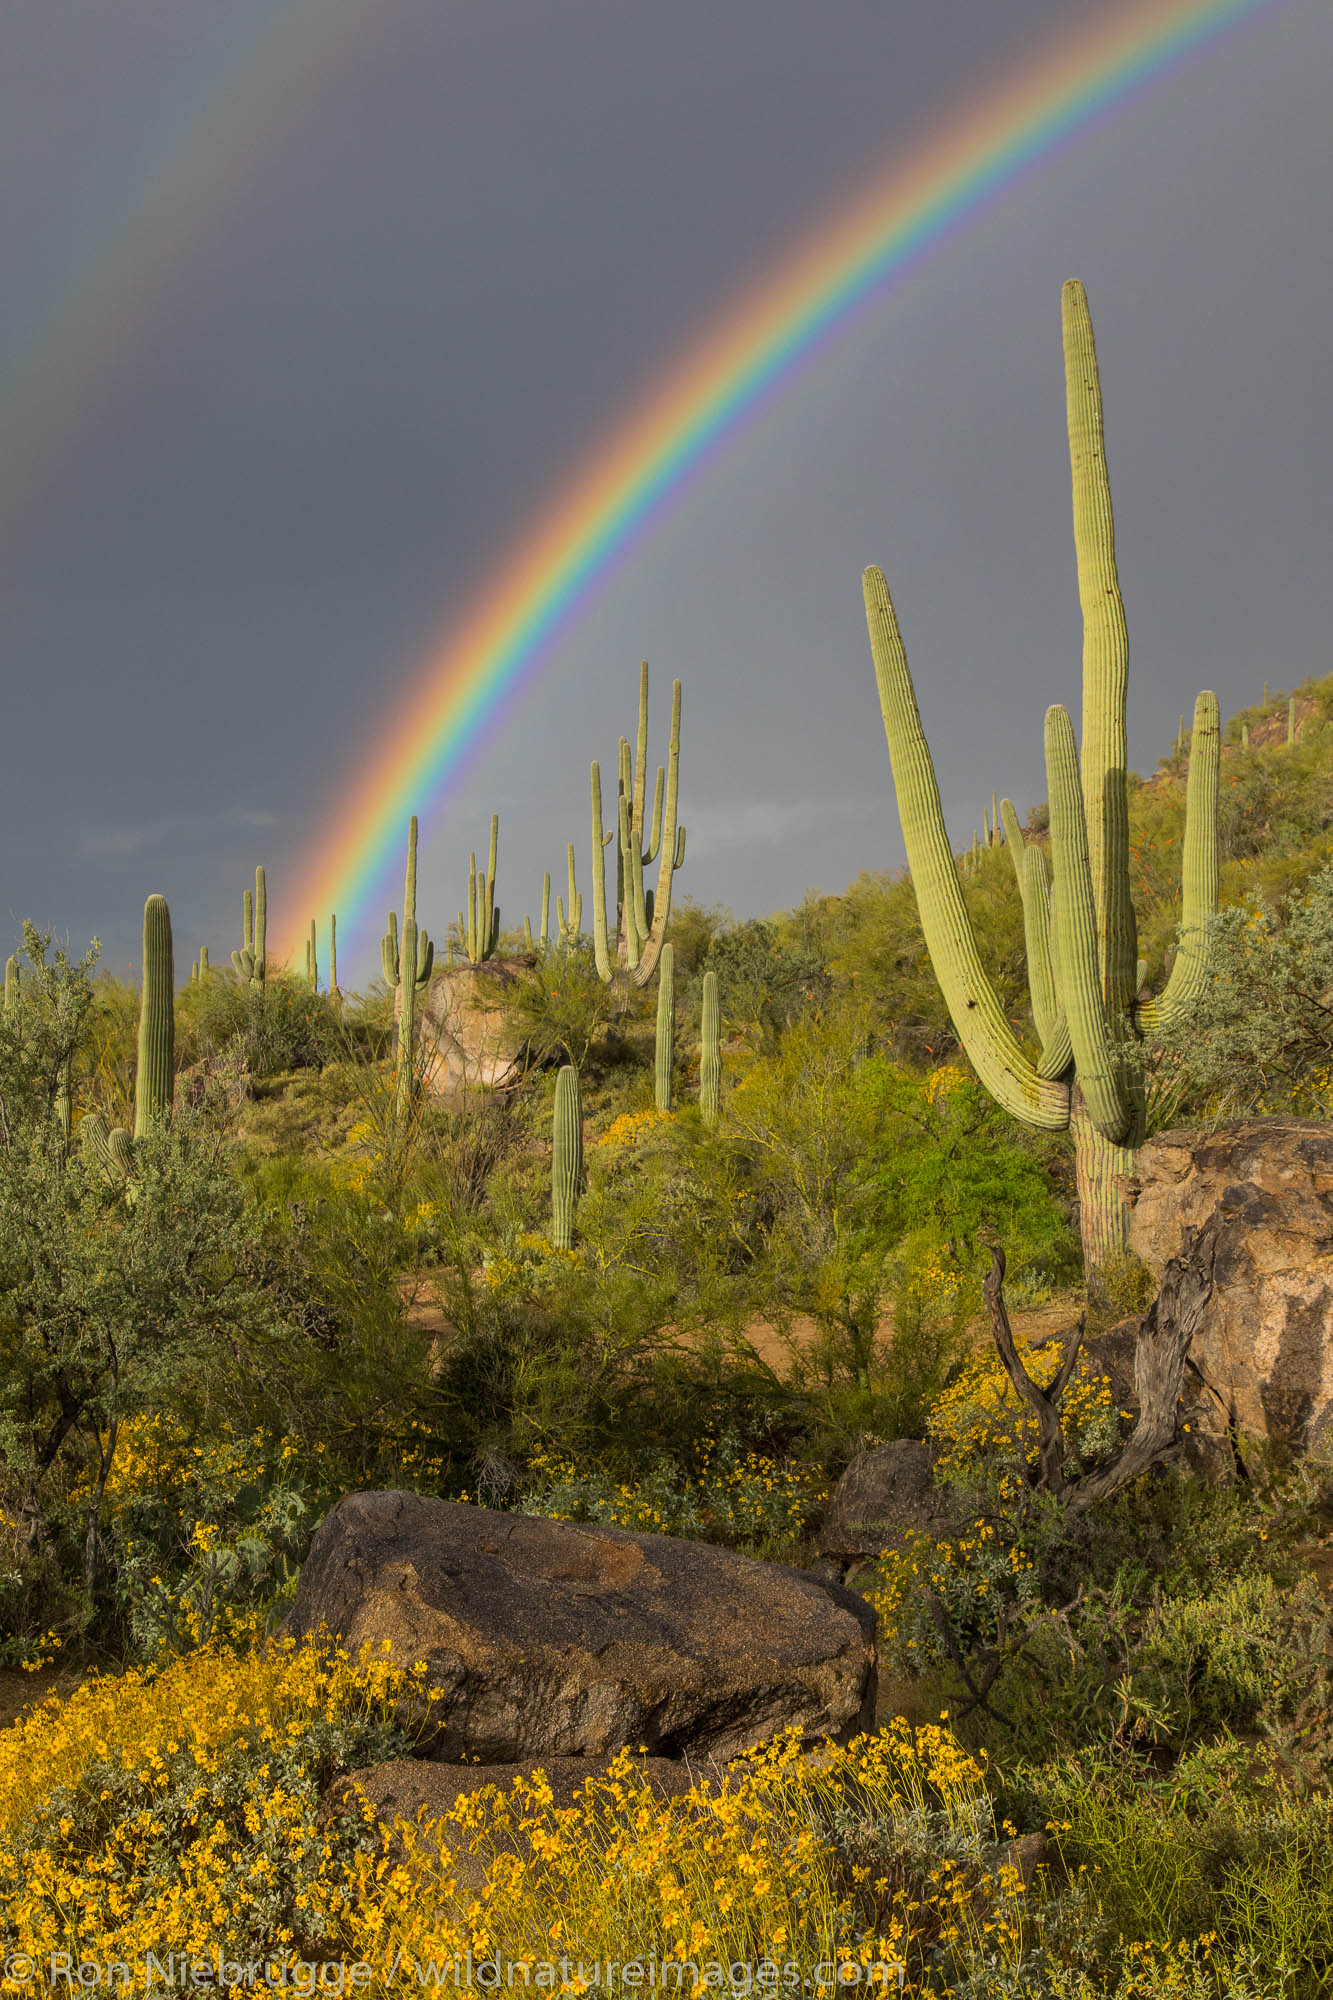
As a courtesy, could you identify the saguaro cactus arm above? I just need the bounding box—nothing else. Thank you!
[1064,279,1136,1017]
[1138,688,1220,1035]
[1045,706,1135,1145]
[999,797,1061,1049]
[590,762,616,981]
[863,567,1069,1130]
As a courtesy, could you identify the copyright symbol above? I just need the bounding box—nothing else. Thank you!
[3,1956,35,1985]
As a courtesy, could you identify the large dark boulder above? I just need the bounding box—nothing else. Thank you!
[815,1441,950,1579]
[1129,1120,1333,1461]
[284,1492,876,1763]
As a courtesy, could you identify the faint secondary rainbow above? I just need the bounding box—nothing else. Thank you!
[287,0,1283,965]
[0,0,375,548]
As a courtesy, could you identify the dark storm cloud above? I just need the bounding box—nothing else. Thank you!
[1,0,1329,976]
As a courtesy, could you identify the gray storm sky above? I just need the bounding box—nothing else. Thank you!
[2,0,1330,982]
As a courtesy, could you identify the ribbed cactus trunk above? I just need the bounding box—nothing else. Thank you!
[699,969,721,1127]
[1072,1096,1138,1270]
[4,956,19,1021]
[134,894,175,1138]
[654,944,675,1112]
[551,1064,582,1251]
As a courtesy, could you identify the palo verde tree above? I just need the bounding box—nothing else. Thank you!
[862,281,1220,1275]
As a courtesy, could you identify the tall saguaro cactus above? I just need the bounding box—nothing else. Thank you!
[231,868,267,989]
[551,1063,582,1251]
[383,817,435,1120]
[590,663,686,987]
[134,894,175,1139]
[654,943,675,1112]
[455,815,501,963]
[862,281,1220,1274]
[699,969,721,1127]
[305,920,319,990]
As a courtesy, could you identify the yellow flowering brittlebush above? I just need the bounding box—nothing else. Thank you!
[333,1719,1028,1991]
[594,1108,676,1150]
[0,1635,438,1976]
[864,1340,1119,1674]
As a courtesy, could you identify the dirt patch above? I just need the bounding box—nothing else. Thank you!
[0,1664,83,1732]
[725,1302,1080,1380]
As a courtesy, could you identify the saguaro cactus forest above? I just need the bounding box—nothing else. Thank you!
[862,280,1220,1275]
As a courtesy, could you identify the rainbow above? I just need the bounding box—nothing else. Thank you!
[279,0,1283,965]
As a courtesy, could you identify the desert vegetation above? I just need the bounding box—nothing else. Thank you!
[2,286,1332,1995]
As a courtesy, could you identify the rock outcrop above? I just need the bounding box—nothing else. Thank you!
[398,960,531,1100]
[814,1441,949,1580]
[284,1491,876,1763]
[1129,1120,1333,1460]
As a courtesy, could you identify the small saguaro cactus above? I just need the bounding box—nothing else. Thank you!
[455,814,501,964]
[81,1112,135,1185]
[590,663,686,987]
[699,968,721,1127]
[1242,722,1250,751]
[231,867,267,989]
[862,281,1220,1276]
[1288,695,1297,746]
[4,955,19,1020]
[134,894,175,1139]
[557,845,582,951]
[655,943,675,1112]
[305,919,318,990]
[551,1063,583,1251]
[382,817,435,1119]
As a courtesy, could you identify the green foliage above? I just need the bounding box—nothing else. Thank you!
[725,1017,1075,1420]
[0,983,284,1641]
[1148,862,1333,1117]
[503,940,616,1072]
[520,1430,825,1562]
[182,968,341,1079]
[697,915,828,1049]
[1030,1746,1332,1992]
